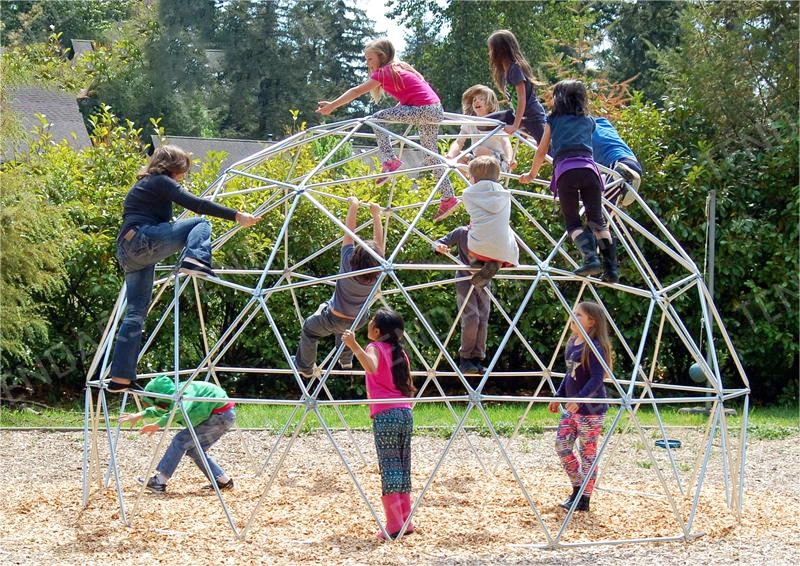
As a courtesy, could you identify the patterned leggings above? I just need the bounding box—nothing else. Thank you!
[555,411,605,496]
[372,103,454,199]
[373,408,413,495]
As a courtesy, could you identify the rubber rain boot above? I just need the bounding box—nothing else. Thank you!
[377,493,405,540]
[598,236,619,283]
[572,229,603,276]
[400,492,415,534]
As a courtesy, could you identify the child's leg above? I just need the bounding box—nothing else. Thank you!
[185,408,236,480]
[475,285,491,361]
[580,182,611,241]
[295,309,338,372]
[334,315,360,367]
[373,408,413,537]
[156,427,193,479]
[555,411,582,487]
[576,414,605,496]
[371,104,425,163]
[456,281,479,360]
[418,121,454,199]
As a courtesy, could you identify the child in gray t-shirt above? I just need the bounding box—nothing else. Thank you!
[293,197,385,377]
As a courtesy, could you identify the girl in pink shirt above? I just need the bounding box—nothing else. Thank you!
[342,307,416,540]
[317,38,457,222]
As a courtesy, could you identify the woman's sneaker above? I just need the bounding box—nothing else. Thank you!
[179,260,217,278]
[203,478,234,491]
[376,158,403,185]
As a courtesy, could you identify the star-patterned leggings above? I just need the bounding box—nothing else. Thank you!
[371,103,454,199]
[555,411,605,496]
[373,407,413,495]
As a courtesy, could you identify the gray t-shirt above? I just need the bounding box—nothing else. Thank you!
[329,244,375,318]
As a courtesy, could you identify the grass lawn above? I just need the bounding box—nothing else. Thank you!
[1,398,796,440]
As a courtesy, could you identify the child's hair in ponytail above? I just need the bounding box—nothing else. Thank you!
[371,307,416,397]
[365,38,424,103]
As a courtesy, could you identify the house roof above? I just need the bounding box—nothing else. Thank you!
[2,86,92,161]
[70,39,94,59]
[152,135,274,173]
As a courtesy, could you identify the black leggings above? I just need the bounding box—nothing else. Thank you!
[557,168,606,234]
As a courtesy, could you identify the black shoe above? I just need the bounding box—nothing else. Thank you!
[574,495,590,511]
[178,260,217,278]
[471,358,487,373]
[559,487,580,510]
[106,380,144,393]
[458,358,482,375]
[471,261,500,288]
[137,475,167,493]
[203,478,234,491]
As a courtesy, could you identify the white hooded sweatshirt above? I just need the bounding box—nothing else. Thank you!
[462,179,519,266]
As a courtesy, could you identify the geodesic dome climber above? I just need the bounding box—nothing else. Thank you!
[83,112,751,547]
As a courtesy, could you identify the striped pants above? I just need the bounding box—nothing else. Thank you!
[373,408,413,495]
[555,411,605,496]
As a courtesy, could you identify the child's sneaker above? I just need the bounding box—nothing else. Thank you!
[375,158,403,185]
[137,475,167,493]
[458,358,482,375]
[614,162,641,206]
[433,197,461,222]
[338,360,353,370]
[471,261,500,288]
[203,478,234,491]
[291,356,315,379]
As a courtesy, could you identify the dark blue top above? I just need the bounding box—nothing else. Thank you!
[555,337,609,415]
[506,63,546,124]
[592,117,637,168]
[120,174,237,237]
[435,226,471,279]
[548,114,595,163]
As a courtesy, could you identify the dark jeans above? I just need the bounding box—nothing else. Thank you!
[485,109,545,143]
[110,217,211,380]
[295,302,366,372]
[456,280,491,360]
[557,168,606,234]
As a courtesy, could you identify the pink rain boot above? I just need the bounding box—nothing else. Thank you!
[400,492,415,534]
[377,493,405,540]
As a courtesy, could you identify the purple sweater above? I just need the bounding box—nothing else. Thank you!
[556,337,609,415]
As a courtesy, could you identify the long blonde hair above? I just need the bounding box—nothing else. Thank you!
[461,84,501,115]
[365,38,424,103]
[487,29,537,103]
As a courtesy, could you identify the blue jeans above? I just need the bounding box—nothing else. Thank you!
[158,407,235,480]
[110,217,211,380]
[295,302,366,372]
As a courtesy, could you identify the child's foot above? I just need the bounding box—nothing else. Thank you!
[105,379,144,393]
[470,358,487,373]
[203,478,234,491]
[458,358,482,375]
[137,475,167,493]
[471,261,500,288]
[375,158,403,185]
[433,197,461,222]
[614,162,641,206]
[291,356,315,379]
[179,259,217,278]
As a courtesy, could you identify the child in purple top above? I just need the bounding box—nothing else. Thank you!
[548,301,612,512]
[484,30,547,142]
[520,80,619,283]
[343,308,415,540]
[317,38,457,223]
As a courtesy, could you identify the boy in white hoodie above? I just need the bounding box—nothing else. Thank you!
[461,156,519,288]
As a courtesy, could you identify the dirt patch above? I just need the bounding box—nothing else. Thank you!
[0,429,798,565]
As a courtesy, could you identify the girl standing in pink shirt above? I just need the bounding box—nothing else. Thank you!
[317,38,457,222]
[342,307,416,540]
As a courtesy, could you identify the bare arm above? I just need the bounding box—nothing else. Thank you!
[317,79,380,115]
[370,202,385,254]
[341,330,379,373]
[343,196,359,247]
[519,123,551,184]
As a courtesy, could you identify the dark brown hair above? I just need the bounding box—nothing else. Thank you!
[487,30,536,102]
[573,301,614,375]
[350,240,384,284]
[138,144,191,179]
[371,307,415,397]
